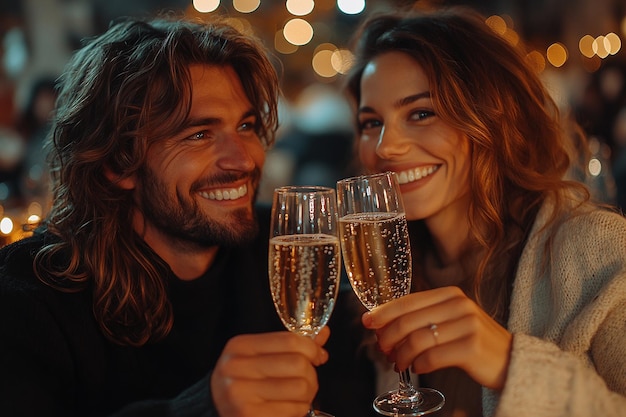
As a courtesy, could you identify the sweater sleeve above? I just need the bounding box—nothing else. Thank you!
[0,282,222,417]
[0,243,221,417]
[0,281,77,415]
[490,332,626,417]
[484,207,626,417]
[109,374,218,417]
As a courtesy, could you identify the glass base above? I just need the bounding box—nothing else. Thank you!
[308,410,334,417]
[373,387,445,416]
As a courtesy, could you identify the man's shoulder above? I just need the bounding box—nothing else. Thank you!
[0,232,46,266]
[0,231,50,290]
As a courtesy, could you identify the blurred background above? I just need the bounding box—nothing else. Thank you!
[1,0,625,245]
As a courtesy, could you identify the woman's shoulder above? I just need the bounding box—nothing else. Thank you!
[519,199,626,296]
[555,203,626,244]
[533,189,626,245]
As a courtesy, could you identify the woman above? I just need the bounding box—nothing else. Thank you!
[343,7,626,417]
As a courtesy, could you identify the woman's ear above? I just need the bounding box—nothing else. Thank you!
[104,166,136,190]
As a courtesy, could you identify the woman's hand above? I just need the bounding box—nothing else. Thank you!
[211,327,330,417]
[362,286,512,390]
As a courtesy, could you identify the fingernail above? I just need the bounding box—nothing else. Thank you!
[362,311,373,327]
[318,348,329,365]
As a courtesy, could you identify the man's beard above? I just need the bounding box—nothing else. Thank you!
[137,167,260,247]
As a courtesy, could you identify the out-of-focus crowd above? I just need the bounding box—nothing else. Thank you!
[1,0,626,247]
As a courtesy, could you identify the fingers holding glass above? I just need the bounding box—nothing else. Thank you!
[337,172,444,416]
[367,293,512,390]
[269,185,340,417]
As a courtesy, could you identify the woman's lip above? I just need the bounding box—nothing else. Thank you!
[395,165,440,184]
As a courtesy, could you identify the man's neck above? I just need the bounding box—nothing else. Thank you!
[163,245,220,280]
[141,227,220,281]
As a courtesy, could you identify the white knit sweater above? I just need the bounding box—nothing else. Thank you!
[483,198,626,416]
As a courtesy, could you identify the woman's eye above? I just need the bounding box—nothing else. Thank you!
[410,109,435,121]
[359,118,382,132]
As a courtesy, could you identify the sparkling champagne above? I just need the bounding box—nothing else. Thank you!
[269,234,340,336]
[339,212,411,310]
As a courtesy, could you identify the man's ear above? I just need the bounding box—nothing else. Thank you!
[104,166,136,190]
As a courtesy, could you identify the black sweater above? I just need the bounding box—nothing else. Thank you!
[0,207,375,417]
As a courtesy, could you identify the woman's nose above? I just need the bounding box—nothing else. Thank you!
[375,125,411,159]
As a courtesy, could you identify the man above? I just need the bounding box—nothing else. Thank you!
[0,15,374,417]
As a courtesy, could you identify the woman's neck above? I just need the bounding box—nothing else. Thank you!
[424,207,471,268]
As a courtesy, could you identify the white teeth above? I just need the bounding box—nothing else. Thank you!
[200,184,248,201]
[396,166,439,185]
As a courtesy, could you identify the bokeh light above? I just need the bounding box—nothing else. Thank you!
[283,18,314,46]
[233,0,260,13]
[605,32,622,55]
[312,49,337,78]
[485,15,507,35]
[579,35,595,58]
[0,217,13,235]
[193,0,219,13]
[286,0,315,16]
[331,48,353,74]
[588,158,602,176]
[526,50,546,73]
[337,0,365,15]
[546,43,568,67]
[593,35,610,58]
[274,30,298,54]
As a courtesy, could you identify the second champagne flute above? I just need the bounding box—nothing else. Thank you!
[268,185,341,417]
[337,172,445,416]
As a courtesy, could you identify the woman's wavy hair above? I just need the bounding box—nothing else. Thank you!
[34,15,280,346]
[344,7,590,322]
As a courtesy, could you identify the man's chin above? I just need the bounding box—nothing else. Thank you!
[203,209,259,247]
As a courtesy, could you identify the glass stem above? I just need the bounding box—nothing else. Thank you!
[398,369,419,397]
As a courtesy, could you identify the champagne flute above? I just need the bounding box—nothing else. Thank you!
[268,185,341,417]
[336,172,445,416]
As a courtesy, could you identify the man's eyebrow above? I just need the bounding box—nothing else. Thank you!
[185,110,257,127]
[185,117,220,128]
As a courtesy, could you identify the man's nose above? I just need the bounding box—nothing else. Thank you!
[215,134,257,172]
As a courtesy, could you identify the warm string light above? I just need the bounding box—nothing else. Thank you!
[187,3,624,79]
[0,201,43,247]
[190,0,361,80]
[286,0,314,16]
[485,14,624,74]
[192,0,219,13]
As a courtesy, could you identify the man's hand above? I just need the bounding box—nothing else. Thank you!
[211,327,330,417]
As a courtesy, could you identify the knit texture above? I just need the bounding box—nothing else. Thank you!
[484,197,626,416]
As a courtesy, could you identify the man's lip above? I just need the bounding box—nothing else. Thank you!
[198,183,248,201]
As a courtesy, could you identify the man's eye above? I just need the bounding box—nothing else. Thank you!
[238,121,258,133]
[187,130,212,141]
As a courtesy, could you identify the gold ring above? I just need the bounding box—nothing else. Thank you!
[429,323,439,345]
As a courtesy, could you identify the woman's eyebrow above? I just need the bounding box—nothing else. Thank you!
[396,91,431,108]
[358,91,431,116]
